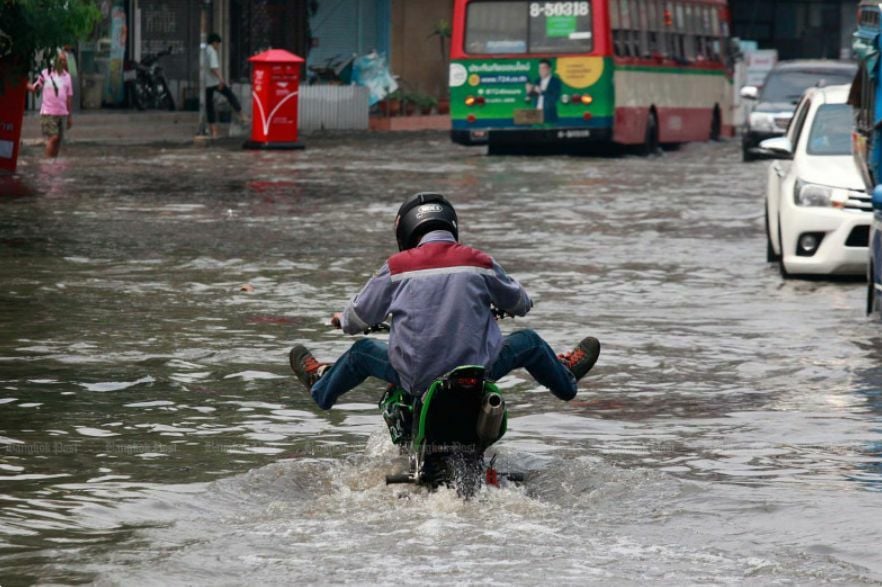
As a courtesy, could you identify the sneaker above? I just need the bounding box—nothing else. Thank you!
[558,337,601,381]
[289,344,329,389]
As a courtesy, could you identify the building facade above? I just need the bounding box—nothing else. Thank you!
[66,1,862,112]
[307,0,391,80]
[730,0,859,61]
[69,0,309,110]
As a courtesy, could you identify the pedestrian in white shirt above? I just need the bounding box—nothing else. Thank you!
[205,33,246,138]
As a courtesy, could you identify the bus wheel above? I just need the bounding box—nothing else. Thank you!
[710,107,721,141]
[868,262,877,316]
[642,111,659,156]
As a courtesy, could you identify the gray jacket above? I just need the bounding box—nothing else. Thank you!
[341,230,532,394]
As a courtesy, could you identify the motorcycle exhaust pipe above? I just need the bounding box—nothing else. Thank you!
[476,392,505,444]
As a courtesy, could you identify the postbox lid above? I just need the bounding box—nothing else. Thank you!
[248,49,305,64]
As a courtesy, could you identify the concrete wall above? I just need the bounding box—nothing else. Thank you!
[390,0,453,98]
[730,0,859,61]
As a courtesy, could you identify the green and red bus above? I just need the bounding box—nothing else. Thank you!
[449,0,734,151]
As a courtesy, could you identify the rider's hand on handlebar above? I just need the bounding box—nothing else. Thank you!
[330,313,342,329]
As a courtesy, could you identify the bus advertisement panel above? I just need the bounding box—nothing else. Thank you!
[450,0,733,151]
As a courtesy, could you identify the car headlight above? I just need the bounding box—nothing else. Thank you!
[793,180,850,207]
[749,112,777,133]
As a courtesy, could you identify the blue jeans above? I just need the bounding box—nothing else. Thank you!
[309,329,577,410]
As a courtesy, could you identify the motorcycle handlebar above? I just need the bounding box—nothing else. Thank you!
[363,323,390,335]
[346,305,515,335]
[491,305,513,320]
[141,46,174,65]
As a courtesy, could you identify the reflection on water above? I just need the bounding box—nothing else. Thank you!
[2,136,882,583]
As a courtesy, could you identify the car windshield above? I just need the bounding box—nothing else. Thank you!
[806,104,852,156]
[760,69,855,104]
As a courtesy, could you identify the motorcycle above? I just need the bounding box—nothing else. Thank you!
[125,46,175,111]
[357,308,525,497]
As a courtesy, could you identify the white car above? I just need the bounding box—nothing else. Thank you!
[764,84,870,276]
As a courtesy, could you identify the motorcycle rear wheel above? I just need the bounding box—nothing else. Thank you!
[422,450,484,498]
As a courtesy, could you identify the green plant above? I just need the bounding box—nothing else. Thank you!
[428,19,451,65]
[409,91,437,113]
[0,0,101,88]
[428,19,451,98]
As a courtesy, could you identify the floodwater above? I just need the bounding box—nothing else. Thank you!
[1,134,881,585]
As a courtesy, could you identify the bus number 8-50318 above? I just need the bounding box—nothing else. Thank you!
[529,2,590,18]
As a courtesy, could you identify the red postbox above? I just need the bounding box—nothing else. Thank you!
[244,49,305,150]
[0,78,27,174]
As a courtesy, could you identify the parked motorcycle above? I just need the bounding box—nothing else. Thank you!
[125,46,175,111]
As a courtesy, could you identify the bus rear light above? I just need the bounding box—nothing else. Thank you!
[580,94,593,105]
[476,96,486,105]
[572,94,581,102]
[467,114,477,123]
[583,112,593,120]
[561,94,571,104]
[465,96,476,106]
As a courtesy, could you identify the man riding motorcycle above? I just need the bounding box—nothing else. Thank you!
[289,193,600,408]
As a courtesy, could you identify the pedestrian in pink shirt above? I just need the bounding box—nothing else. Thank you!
[27,52,74,158]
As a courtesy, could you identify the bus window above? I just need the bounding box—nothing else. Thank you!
[683,3,695,61]
[664,2,675,59]
[694,7,706,60]
[465,1,528,54]
[617,0,631,57]
[674,2,687,61]
[611,0,626,56]
[528,1,593,54]
[709,4,722,61]
[700,6,711,60]
[635,0,649,58]
[630,0,642,57]
[465,1,594,55]
[645,0,660,56]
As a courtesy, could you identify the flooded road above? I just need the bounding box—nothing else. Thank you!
[2,134,882,585]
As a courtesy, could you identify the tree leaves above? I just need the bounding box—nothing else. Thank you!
[0,0,101,87]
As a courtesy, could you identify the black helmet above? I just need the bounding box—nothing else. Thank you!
[394,192,458,251]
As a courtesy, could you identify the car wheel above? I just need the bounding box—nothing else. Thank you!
[742,147,756,162]
[777,220,790,278]
[868,261,877,316]
[765,208,779,262]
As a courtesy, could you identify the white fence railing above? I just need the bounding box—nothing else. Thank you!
[231,83,369,131]
[299,85,370,131]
